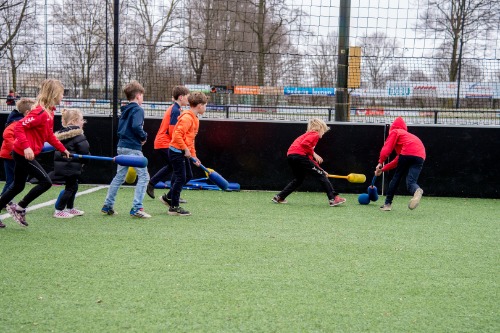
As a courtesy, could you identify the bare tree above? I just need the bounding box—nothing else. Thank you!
[311,32,338,87]
[124,0,182,99]
[359,32,402,88]
[0,0,31,91]
[52,1,106,98]
[417,0,500,81]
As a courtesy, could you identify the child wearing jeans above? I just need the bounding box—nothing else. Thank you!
[272,118,346,207]
[0,98,35,196]
[166,92,208,216]
[0,79,70,228]
[375,117,426,211]
[53,108,90,218]
[101,81,151,218]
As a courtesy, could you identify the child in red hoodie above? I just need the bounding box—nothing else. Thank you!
[272,118,346,207]
[375,117,426,211]
[0,79,69,228]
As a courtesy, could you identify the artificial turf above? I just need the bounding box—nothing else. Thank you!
[1,184,498,332]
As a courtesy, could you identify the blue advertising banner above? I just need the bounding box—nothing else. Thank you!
[284,87,335,96]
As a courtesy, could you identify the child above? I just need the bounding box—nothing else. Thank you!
[53,108,90,218]
[166,92,208,216]
[147,85,190,200]
[0,98,35,196]
[272,118,346,207]
[101,80,151,218]
[0,79,70,228]
[375,116,426,211]
[6,89,19,106]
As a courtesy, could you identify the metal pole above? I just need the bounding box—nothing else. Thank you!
[335,0,351,122]
[455,0,466,109]
[112,0,120,156]
[45,0,48,79]
[105,0,109,100]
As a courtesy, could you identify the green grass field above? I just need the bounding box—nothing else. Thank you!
[1,184,499,332]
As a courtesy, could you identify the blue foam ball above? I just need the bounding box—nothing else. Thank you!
[368,186,379,202]
[358,193,370,205]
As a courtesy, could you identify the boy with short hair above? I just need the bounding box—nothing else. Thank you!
[101,80,151,218]
[147,85,190,199]
[167,92,208,216]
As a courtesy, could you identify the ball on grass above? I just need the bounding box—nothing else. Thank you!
[358,193,370,205]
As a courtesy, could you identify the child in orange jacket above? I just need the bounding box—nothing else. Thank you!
[272,118,346,207]
[0,79,70,228]
[166,92,208,216]
[375,117,426,211]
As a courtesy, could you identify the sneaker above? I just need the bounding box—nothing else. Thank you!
[380,204,392,211]
[272,195,288,204]
[179,197,188,204]
[101,205,117,215]
[6,202,28,227]
[408,188,423,210]
[146,182,155,199]
[66,208,84,216]
[53,210,75,219]
[0,220,5,228]
[159,194,172,207]
[329,196,346,207]
[168,206,191,216]
[130,208,152,218]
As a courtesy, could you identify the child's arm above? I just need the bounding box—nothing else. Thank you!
[378,131,398,164]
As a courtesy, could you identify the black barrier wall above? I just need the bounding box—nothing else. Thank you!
[0,114,498,198]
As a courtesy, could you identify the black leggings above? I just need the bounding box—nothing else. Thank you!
[0,152,52,210]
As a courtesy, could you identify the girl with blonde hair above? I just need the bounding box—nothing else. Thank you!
[272,118,346,207]
[0,79,70,228]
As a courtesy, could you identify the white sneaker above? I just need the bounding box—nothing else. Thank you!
[54,210,75,219]
[408,188,423,210]
[130,208,152,218]
[65,208,84,216]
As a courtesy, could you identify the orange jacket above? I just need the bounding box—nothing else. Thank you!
[153,102,182,149]
[169,110,199,158]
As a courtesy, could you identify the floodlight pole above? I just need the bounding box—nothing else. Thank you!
[335,0,351,122]
[112,0,119,155]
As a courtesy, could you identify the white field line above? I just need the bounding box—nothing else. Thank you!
[0,185,108,220]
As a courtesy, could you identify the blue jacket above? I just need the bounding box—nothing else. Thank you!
[5,109,24,126]
[117,102,148,150]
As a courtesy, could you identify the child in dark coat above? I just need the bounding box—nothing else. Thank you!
[53,108,90,218]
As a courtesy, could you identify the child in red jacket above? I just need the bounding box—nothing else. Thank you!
[375,117,426,211]
[0,79,69,228]
[0,98,35,196]
[272,118,346,207]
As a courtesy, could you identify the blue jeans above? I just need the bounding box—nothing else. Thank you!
[1,158,15,196]
[385,155,424,205]
[103,147,150,210]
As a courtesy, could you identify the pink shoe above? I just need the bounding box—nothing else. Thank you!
[53,210,74,219]
[329,196,346,207]
[65,208,84,216]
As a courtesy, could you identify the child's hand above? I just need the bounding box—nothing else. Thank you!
[63,150,71,159]
[184,149,191,158]
[24,147,34,161]
[313,152,323,164]
[375,163,383,176]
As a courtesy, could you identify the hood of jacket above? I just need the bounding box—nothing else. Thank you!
[55,126,84,141]
[389,117,407,132]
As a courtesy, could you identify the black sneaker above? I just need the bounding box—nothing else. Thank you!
[146,182,155,199]
[101,205,117,215]
[168,206,191,216]
[159,194,172,207]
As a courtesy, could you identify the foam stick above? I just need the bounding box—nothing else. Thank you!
[327,173,366,183]
[69,154,148,168]
[125,167,137,184]
[368,175,379,201]
[191,158,229,190]
[41,142,55,153]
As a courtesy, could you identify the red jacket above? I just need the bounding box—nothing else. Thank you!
[379,117,426,171]
[287,131,320,164]
[13,106,66,156]
[0,121,18,159]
